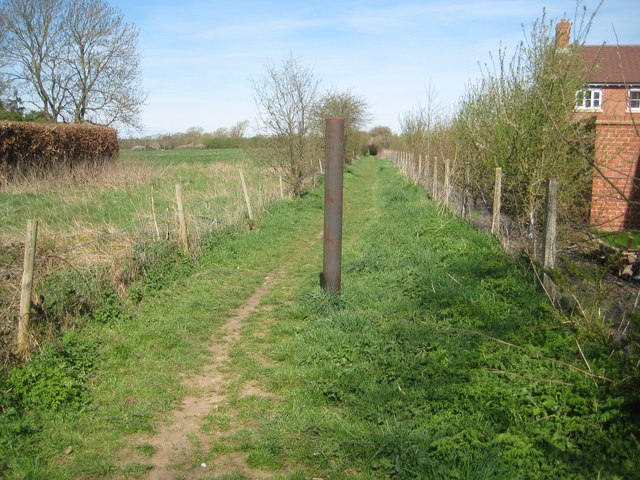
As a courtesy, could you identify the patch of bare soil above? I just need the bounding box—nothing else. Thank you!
[120,232,321,479]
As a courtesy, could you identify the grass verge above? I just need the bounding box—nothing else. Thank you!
[228,157,640,479]
[0,148,281,365]
[1,156,638,479]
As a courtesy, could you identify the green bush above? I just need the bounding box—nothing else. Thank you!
[38,267,108,329]
[92,290,131,324]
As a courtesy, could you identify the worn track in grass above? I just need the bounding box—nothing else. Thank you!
[121,231,323,479]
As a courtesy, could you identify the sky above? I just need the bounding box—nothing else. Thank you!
[107,0,640,137]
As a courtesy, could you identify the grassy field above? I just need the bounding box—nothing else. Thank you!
[0,157,638,479]
[0,149,279,252]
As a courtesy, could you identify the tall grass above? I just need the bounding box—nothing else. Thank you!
[0,164,326,479]
[0,157,637,478]
[0,149,278,246]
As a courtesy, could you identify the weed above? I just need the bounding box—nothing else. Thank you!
[127,241,195,304]
[4,332,96,412]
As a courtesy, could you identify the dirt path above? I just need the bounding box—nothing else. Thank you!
[122,232,322,479]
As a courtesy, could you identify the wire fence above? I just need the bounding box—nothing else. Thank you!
[0,165,291,364]
[382,149,639,336]
[383,150,540,254]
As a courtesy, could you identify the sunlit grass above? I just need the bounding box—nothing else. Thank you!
[0,149,280,251]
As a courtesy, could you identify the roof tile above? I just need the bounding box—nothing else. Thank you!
[581,45,640,85]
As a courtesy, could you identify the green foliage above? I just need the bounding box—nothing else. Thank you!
[3,333,96,413]
[369,125,394,154]
[92,290,131,324]
[453,10,597,227]
[0,157,637,479]
[127,241,195,303]
[247,158,639,479]
[204,136,242,149]
[35,266,113,334]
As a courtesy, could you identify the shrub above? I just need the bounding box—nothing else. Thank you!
[0,121,118,180]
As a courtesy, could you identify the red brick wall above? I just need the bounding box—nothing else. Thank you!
[590,118,640,231]
[599,87,634,119]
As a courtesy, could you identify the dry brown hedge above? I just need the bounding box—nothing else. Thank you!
[0,121,119,178]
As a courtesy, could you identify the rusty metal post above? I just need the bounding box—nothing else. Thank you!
[322,118,345,294]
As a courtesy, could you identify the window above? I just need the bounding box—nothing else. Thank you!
[629,89,640,110]
[576,88,602,110]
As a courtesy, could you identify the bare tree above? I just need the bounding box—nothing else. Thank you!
[64,0,144,129]
[229,120,249,139]
[0,0,68,121]
[0,0,145,130]
[399,82,447,158]
[251,54,320,196]
[314,89,370,162]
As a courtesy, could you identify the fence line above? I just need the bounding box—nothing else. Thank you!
[382,149,640,328]
[1,164,305,360]
[382,150,544,256]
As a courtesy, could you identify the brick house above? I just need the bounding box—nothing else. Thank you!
[557,19,640,231]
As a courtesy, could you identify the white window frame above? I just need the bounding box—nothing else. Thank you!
[575,88,603,111]
[628,89,640,111]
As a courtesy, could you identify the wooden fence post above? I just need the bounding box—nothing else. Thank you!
[542,178,558,269]
[18,219,38,356]
[424,155,430,191]
[462,163,471,219]
[151,185,160,241]
[279,175,285,200]
[432,157,438,201]
[491,167,502,235]
[239,169,254,221]
[175,183,190,253]
[444,158,451,209]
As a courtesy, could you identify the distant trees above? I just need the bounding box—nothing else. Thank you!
[399,82,450,160]
[202,121,250,149]
[119,122,251,150]
[0,84,25,120]
[0,0,145,130]
[314,90,370,162]
[0,79,45,121]
[251,54,321,196]
[369,126,394,155]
